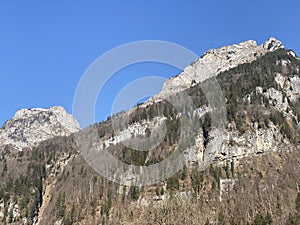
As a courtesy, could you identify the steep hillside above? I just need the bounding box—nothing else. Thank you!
[1,38,300,225]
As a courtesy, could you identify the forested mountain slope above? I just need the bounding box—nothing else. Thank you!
[0,39,300,225]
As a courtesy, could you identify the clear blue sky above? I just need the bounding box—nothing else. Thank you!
[1,1,300,127]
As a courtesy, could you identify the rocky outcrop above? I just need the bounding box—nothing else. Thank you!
[275,72,300,102]
[263,37,284,51]
[215,122,289,163]
[0,106,80,150]
[152,37,284,99]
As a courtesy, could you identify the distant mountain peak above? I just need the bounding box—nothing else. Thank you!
[0,106,80,150]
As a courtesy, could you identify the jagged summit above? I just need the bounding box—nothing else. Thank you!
[263,37,284,51]
[151,37,286,100]
[0,106,80,150]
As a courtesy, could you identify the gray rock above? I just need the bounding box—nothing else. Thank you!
[0,106,80,150]
[151,37,284,100]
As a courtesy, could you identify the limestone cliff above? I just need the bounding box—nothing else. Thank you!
[0,106,80,150]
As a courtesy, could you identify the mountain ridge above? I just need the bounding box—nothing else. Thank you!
[1,38,300,224]
[151,37,284,101]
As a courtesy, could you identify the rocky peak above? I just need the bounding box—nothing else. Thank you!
[263,37,284,51]
[0,106,80,150]
[151,37,286,100]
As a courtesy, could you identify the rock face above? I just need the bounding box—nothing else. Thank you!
[263,37,284,51]
[153,37,284,99]
[97,37,298,185]
[0,106,80,150]
[1,37,300,225]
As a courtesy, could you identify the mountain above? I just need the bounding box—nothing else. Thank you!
[1,38,300,225]
[0,106,80,151]
[153,37,284,99]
